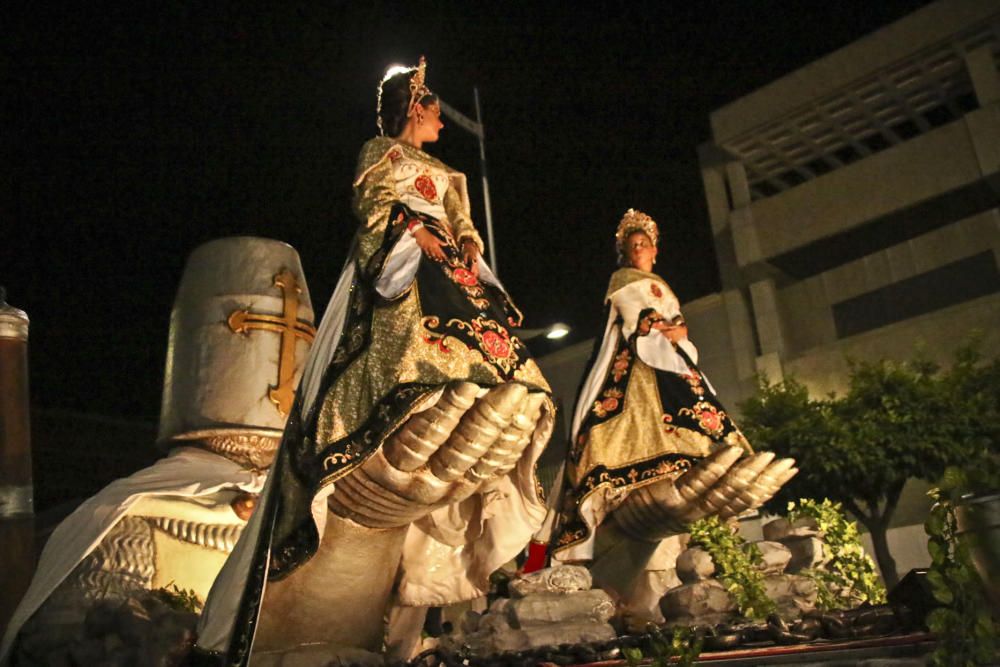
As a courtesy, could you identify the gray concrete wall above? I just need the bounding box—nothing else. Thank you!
[710,0,999,143]
[734,116,1000,265]
[777,208,1000,359]
[783,291,1000,398]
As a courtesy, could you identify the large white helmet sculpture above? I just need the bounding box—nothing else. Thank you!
[158,236,316,469]
[1,237,316,665]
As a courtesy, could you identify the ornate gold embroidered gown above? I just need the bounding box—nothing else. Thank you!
[196,137,553,662]
[552,268,750,561]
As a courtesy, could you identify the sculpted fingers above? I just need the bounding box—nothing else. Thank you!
[429,383,526,482]
[608,448,800,541]
[674,446,744,503]
[383,382,478,471]
[466,391,542,483]
[680,451,775,521]
[735,460,798,511]
[329,383,547,529]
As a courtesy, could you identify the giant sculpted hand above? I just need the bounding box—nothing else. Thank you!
[255,382,551,655]
[611,446,797,541]
[329,382,547,527]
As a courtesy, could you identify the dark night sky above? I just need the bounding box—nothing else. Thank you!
[4,1,933,419]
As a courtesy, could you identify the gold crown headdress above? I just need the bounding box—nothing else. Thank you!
[376,56,433,136]
[615,208,659,259]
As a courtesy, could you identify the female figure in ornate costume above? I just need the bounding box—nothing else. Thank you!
[528,210,795,618]
[195,58,553,663]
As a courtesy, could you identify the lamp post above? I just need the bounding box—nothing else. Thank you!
[438,89,498,277]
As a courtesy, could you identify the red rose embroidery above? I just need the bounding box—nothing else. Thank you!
[651,283,663,298]
[601,397,619,412]
[482,330,511,359]
[414,174,438,201]
[451,267,478,286]
[698,407,722,434]
[389,148,402,160]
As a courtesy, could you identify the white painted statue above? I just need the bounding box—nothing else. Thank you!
[1,237,315,665]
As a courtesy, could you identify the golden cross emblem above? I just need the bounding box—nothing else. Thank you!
[227,269,317,416]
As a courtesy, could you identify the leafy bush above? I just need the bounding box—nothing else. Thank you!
[925,464,998,666]
[786,498,885,609]
[688,515,775,620]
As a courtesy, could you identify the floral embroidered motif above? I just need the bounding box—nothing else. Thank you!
[650,283,663,298]
[388,148,402,161]
[679,400,727,437]
[612,348,631,383]
[592,388,624,418]
[427,222,490,311]
[420,316,451,353]
[682,371,706,397]
[414,173,438,201]
[647,457,693,479]
[451,267,478,286]
[482,329,512,359]
[662,413,676,433]
[557,530,581,546]
[323,451,354,469]
[423,315,525,377]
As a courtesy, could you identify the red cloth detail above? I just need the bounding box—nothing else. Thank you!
[522,541,548,573]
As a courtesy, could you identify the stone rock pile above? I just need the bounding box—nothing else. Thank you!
[13,590,197,667]
[441,565,617,657]
[660,517,827,626]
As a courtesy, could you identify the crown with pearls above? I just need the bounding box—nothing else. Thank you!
[377,56,433,136]
[615,208,659,260]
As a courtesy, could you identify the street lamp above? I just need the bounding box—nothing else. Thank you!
[519,322,571,343]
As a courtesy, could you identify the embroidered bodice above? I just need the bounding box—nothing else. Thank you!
[387,148,451,221]
[352,137,483,266]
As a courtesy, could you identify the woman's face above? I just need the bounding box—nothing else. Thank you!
[625,231,657,272]
[414,101,444,144]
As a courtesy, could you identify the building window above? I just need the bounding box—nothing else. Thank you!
[832,252,1000,339]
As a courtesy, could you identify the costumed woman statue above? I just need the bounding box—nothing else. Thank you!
[195,58,554,664]
[527,210,796,622]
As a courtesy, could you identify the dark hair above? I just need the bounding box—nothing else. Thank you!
[379,69,438,138]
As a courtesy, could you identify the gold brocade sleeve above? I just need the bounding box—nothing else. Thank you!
[352,142,400,267]
[444,186,484,253]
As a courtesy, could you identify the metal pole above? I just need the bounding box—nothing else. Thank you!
[473,87,498,277]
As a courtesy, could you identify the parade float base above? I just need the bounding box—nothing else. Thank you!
[565,632,935,666]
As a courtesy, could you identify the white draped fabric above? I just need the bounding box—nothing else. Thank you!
[0,447,266,664]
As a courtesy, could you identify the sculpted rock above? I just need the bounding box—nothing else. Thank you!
[676,547,716,583]
[521,620,617,648]
[13,590,197,667]
[782,536,827,573]
[660,579,737,625]
[252,645,384,667]
[764,574,819,620]
[508,589,615,627]
[442,590,617,657]
[762,517,820,542]
[509,565,592,598]
[755,540,793,575]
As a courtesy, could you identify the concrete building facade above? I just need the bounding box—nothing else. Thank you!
[697,0,1000,401]
[690,0,1000,580]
